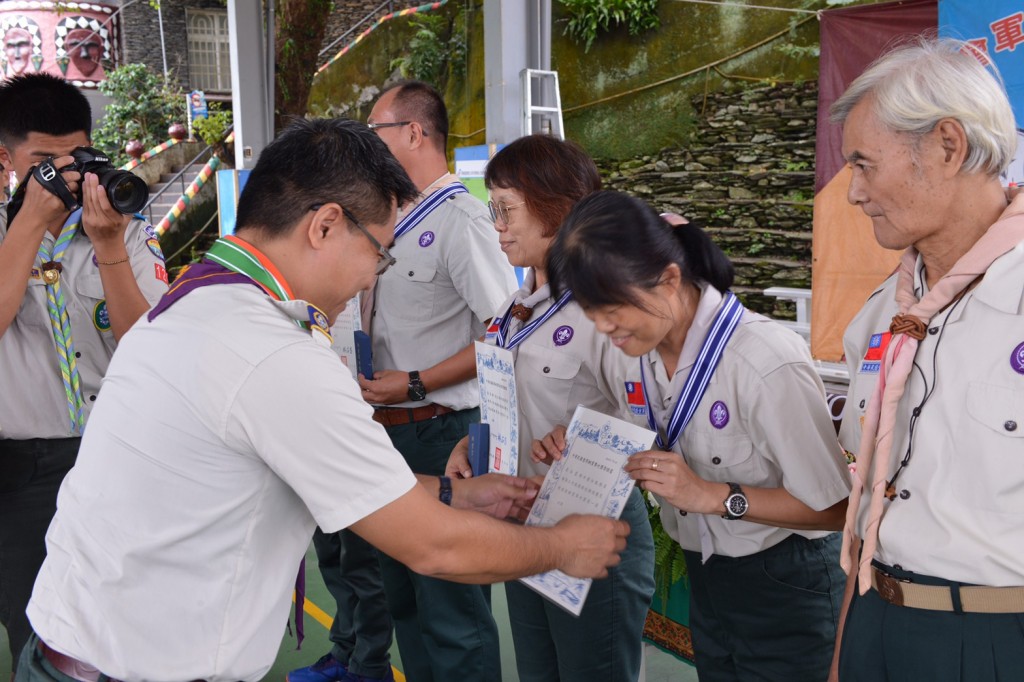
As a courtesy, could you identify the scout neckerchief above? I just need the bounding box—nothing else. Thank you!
[640,290,744,564]
[495,289,574,350]
[393,182,468,241]
[147,235,331,342]
[38,209,85,433]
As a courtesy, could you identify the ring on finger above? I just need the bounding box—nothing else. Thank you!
[651,459,659,470]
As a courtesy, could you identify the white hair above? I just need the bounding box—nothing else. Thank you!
[831,37,1018,176]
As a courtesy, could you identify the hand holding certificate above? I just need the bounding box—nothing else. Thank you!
[519,405,655,615]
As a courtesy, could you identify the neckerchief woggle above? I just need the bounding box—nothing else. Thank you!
[495,289,574,350]
[147,235,331,342]
[393,182,468,240]
[640,291,744,449]
[38,209,85,433]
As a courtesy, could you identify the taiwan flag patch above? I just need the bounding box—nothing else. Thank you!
[859,331,891,374]
[484,318,501,344]
[624,381,647,416]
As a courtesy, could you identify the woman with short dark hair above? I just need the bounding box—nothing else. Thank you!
[447,135,655,682]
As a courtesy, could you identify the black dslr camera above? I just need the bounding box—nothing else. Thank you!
[6,146,149,223]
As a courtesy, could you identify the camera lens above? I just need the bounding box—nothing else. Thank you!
[102,171,149,214]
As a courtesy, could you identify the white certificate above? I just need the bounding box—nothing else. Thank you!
[519,405,655,616]
[330,294,361,379]
[474,341,519,476]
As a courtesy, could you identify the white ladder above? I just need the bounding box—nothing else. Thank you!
[520,68,564,140]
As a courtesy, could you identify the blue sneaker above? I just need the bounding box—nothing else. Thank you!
[340,669,396,682]
[286,653,348,682]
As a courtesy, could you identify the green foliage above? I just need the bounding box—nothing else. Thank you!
[645,491,687,604]
[783,160,809,172]
[391,14,448,84]
[92,63,183,165]
[559,0,660,53]
[191,103,233,148]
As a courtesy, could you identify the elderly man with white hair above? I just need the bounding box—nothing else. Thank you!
[829,37,1024,681]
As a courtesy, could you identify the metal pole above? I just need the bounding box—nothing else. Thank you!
[157,4,168,80]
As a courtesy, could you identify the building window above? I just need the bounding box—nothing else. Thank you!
[187,10,231,92]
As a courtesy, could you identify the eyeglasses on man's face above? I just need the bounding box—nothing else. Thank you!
[487,200,526,226]
[309,203,396,275]
[367,121,429,137]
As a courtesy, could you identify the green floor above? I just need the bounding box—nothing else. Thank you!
[2,542,695,681]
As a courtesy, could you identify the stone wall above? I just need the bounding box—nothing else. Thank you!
[597,81,818,320]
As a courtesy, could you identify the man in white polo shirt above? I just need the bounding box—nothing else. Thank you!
[18,117,629,682]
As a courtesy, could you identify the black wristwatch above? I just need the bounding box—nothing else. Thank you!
[722,482,749,520]
[407,370,427,401]
[438,475,453,506]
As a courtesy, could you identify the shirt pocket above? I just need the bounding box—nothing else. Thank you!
[957,381,1024,514]
[385,257,437,322]
[519,347,582,421]
[687,430,761,483]
[19,277,53,331]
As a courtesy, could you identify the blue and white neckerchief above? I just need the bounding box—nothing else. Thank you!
[640,291,745,449]
[393,182,468,241]
[495,290,573,350]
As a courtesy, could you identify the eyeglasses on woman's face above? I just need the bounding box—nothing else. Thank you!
[487,200,526,225]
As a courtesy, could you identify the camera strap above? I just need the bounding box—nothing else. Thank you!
[33,159,79,211]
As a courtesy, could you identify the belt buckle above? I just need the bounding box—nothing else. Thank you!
[876,570,906,607]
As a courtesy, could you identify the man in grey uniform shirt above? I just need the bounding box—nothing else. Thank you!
[0,73,167,667]
[358,81,518,682]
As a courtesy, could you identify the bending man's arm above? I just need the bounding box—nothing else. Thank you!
[350,482,629,584]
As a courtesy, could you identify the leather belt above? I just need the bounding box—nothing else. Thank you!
[38,640,115,682]
[372,403,454,427]
[871,567,1024,613]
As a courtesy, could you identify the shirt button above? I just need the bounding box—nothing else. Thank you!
[859,399,866,409]
[543,367,550,374]
[1005,420,1018,432]
[678,509,687,516]
[928,326,939,335]
[894,563,903,570]
[408,271,415,277]
[75,352,81,358]
[899,489,911,500]
[89,395,97,402]
[712,456,721,465]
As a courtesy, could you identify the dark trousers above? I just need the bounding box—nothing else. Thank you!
[378,408,501,682]
[839,563,1024,682]
[505,488,655,682]
[685,532,845,682]
[0,438,79,667]
[312,526,393,678]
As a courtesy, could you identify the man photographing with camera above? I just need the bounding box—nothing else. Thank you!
[0,73,168,669]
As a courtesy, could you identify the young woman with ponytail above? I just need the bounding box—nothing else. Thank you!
[545,190,852,682]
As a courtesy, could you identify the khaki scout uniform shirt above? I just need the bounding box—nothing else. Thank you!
[840,244,1024,586]
[0,207,168,439]
[488,270,646,478]
[371,175,517,410]
[655,284,851,558]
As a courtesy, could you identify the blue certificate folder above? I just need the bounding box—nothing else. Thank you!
[354,330,373,379]
[468,423,490,475]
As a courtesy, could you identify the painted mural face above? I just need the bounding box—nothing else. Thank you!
[4,27,32,74]
[66,28,101,76]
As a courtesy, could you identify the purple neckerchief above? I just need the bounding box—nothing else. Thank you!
[147,260,260,323]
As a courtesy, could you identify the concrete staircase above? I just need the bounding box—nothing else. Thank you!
[141,160,210,225]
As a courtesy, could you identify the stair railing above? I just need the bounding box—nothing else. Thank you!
[142,124,233,224]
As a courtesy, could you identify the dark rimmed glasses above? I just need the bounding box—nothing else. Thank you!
[487,200,526,226]
[310,203,396,275]
[367,121,429,137]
